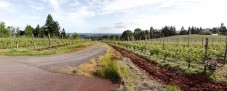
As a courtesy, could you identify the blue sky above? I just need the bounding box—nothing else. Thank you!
[0,0,226,33]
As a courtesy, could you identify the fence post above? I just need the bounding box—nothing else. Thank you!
[204,38,208,74]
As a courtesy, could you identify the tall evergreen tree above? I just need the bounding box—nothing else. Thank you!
[34,25,40,37]
[44,14,61,37]
[180,26,187,35]
[61,28,66,38]
[150,26,154,39]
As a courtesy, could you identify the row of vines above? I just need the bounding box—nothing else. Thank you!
[0,37,83,50]
[107,38,227,74]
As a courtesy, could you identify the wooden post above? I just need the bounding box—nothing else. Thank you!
[223,38,227,65]
[48,33,51,49]
[188,35,190,47]
[204,38,208,74]
[62,34,64,45]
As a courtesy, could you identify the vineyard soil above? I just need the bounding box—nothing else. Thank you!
[110,44,227,91]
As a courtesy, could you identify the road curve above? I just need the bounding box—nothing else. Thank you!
[0,43,119,91]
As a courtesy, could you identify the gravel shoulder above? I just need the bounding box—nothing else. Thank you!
[0,43,119,91]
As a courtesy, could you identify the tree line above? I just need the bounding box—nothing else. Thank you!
[121,23,227,41]
[0,14,80,39]
[121,26,177,41]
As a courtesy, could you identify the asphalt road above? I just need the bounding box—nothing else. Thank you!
[0,43,119,91]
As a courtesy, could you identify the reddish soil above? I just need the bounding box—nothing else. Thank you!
[110,45,227,91]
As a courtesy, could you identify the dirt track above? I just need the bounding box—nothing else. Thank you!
[0,43,119,91]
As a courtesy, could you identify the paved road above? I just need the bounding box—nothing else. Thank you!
[0,43,119,91]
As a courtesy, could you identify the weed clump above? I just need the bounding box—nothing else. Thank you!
[94,48,121,82]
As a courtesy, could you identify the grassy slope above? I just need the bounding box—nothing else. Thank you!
[0,41,93,56]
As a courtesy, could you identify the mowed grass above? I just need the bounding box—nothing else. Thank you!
[0,41,93,56]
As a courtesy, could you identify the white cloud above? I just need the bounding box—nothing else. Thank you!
[0,1,13,9]
[102,0,159,13]
[30,6,45,11]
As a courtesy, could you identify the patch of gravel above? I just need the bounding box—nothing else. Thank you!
[118,58,168,91]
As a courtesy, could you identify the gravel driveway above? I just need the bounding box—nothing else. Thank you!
[0,43,119,91]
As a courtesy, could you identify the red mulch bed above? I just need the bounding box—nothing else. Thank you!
[110,45,227,91]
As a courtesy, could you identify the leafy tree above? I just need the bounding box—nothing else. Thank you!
[144,30,150,40]
[38,26,45,37]
[122,30,133,41]
[160,26,176,37]
[15,27,25,37]
[188,27,192,35]
[179,26,187,35]
[210,27,219,34]
[134,28,142,40]
[220,23,227,34]
[140,30,146,40]
[72,33,80,40]
[110,35,116,40]
[24,25,34,37]
[0,21,10,37]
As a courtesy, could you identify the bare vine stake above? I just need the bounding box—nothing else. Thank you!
[176,38,179,47]
[32,34,36,50]
[223,38,227,65]
[62,34,64,45]
[48,33,51,49]
[16,42,18,49]
[162,39,165,48]
[204,38,208,74]
[188,35,190,47]
[212,38,214,45]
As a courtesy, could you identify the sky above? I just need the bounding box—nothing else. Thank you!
[0,0,227,33]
